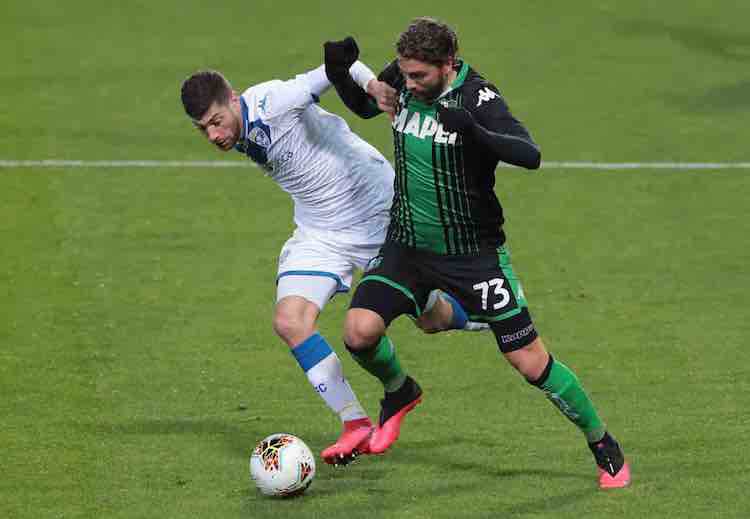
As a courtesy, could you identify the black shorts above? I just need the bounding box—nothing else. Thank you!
[350,242,538,352]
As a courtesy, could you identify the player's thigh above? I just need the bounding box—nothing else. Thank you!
[350,243,430,327]
[277,228,356,311]
[428,245,538,352]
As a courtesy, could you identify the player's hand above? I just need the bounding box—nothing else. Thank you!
[437,104,475,133]
[366,79,397,119]
[324,37,360,74]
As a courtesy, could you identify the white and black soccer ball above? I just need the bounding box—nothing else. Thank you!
[250,433,316,497]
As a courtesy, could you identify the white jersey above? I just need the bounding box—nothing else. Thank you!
[235,64,394,233]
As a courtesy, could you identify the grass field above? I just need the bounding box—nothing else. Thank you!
[2,1,749,518]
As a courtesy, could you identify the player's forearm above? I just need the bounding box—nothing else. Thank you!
[471,123,541,170]
[326,67,381,119]
[300,62,375,99]
[299,65,332,98]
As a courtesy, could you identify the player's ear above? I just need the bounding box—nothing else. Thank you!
[440,58,454,78]
[440,59,453,79]
[229,90,241,110]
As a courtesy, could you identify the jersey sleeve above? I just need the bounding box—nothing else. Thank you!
[462,82,541,169]
[258,66,328,120]
[260,62,378,121]
[464,82,535,144]
[327,60,385,119]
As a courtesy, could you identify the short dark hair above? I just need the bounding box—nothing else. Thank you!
[396,17,459,66]
[180,70,233,119]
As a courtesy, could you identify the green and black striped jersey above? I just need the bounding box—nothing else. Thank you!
[378,60,538,255]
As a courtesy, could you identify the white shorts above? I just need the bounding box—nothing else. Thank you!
[276,221,388,310]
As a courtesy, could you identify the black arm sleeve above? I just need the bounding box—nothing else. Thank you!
[470,123,541,170]
[326,68,381,119]
[466,84,541,170]
[326,59,404,120]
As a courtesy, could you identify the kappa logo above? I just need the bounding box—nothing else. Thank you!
[476,87,498,107]
[258,94,270,115]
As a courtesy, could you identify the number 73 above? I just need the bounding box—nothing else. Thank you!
[473,278,511,310]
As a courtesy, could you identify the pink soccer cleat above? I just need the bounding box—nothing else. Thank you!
[321,417,373,466]
[598,462,631,489]
[368,376,422,454]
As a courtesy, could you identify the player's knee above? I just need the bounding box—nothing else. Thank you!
[272,312,301,344]
[344,309,385,349]
[273,307,315,347]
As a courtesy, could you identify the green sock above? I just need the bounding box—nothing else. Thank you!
[537,358,606,443]
[348,336,406,392]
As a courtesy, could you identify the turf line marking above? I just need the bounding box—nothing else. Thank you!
[1,160,749,170]
[537,162,750,170]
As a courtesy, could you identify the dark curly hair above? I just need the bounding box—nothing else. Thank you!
[180,70,233,120]
[396,17,459,66]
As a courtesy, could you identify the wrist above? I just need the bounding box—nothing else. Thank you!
[365,78,376,96]
[352,66,376,92]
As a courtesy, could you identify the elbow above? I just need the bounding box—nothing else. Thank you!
[358,108,381,120]
[350,101,382,119]
[529,148,541,170]
[523,146,541,170]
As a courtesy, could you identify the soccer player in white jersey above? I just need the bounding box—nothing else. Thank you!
[180,62,483,464]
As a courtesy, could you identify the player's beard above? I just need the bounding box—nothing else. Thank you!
[217,114,242,150]
[411,77,450,104]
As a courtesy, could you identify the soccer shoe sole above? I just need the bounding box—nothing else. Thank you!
[368,397,422,454]
[598,462,631,489]
[321,426,373,466]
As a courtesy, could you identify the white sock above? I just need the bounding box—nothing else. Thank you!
[291,333,367,423]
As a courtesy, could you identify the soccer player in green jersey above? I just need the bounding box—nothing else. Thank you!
[323,18,631,488]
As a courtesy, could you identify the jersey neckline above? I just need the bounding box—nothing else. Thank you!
[406,60,469,110]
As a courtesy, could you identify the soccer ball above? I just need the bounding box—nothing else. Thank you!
[250,433,316,497]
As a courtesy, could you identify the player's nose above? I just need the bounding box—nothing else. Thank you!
[207,128,221,142]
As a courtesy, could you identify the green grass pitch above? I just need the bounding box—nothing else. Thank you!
[2,1,749,518]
